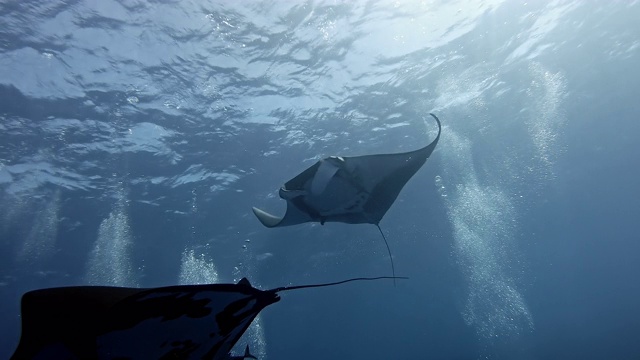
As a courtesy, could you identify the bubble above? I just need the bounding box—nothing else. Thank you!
[179,249,218,285]
[438,128,533,340]
[85,192,137,287]
[434,175,448,197]
[17,190,60,264]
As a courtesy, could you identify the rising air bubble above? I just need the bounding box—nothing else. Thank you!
[434,175,448,198]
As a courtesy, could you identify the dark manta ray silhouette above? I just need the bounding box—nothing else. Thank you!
[11,276,403,360]
[253,113,442,278]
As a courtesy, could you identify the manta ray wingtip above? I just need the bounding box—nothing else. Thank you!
[428,113,441,125]
[252,207,283,228]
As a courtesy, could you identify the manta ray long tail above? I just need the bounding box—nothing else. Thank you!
[273,276,407,292]
[376,224,396,286]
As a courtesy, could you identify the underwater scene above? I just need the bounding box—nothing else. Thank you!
[1,1,639,359]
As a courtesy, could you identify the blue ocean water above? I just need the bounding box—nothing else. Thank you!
[1,1,639,359]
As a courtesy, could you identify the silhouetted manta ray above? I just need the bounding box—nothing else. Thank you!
[11,276,403,360]
[253,113,442,278]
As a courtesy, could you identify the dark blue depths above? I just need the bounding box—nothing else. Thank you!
[1,1,639,359]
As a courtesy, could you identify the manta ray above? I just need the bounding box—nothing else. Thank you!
[11,276,402,360]
[253,113,442,278]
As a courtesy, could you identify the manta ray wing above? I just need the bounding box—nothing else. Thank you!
[253,113,441,227]
[11,279,279,360]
